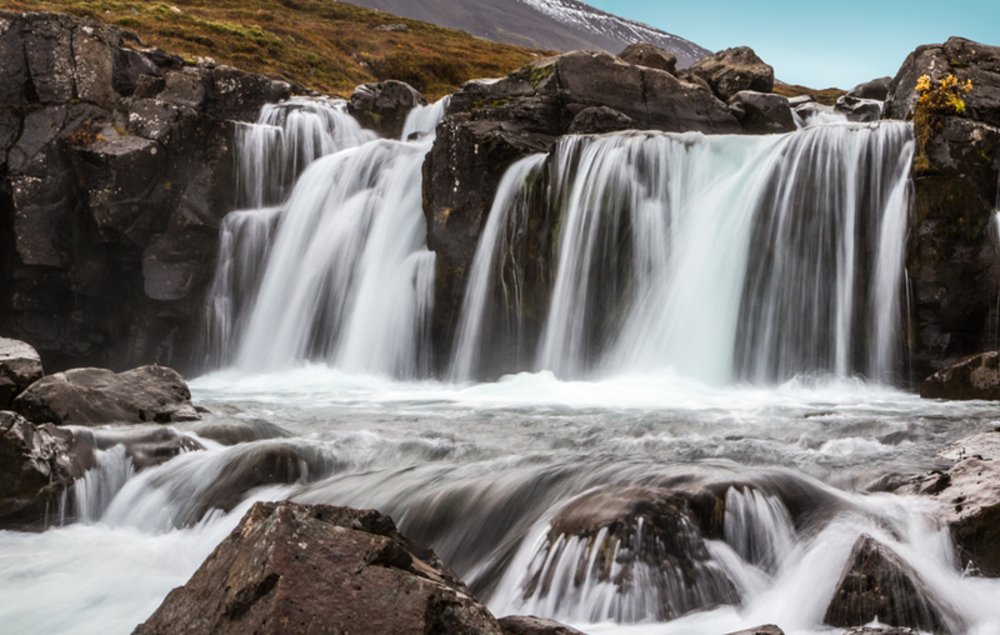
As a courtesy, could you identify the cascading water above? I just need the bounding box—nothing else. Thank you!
[452,122,914,384]
[204,98,446,376]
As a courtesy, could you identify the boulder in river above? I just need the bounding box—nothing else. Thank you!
[727,91,796,134]
[0,410,92,528]
[847,76,893,101]
[348,79,427,139]
[132,501,504,635]
[920,351,1000,400]
[13,365,200,425]
[724,626,784,635]
[688,46,775,101]
[823,534,954,634]
[834,95,883,122]
[498,615,588,635]
[0,337,43,409]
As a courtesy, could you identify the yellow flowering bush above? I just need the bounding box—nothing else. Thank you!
[912,74,974,173]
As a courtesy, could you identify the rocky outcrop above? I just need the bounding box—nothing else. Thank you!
[920,351,1000,399]
[0,11,297,373]
[688,47,775,102]
[0,410,92,528]
[133,501,504,635]
[0,337,43,409]
[883,38,1000,382]
[895,431,1000,577]
[12,365,200,425]
[727,91,796,134]
[529,485,738,620]
[823,534,954,633]
[348,79,427,139]
[498,616,587,635]
[425,52,740,367]
[847,76,892,101]
[618,42,677,74]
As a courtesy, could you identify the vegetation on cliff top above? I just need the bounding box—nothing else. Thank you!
[2,0,551,99]
[772,83,845,106]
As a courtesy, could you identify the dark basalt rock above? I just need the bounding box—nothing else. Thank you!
[688,46,775,102]
[834,95,882,122]
[498,615,588,635]
[894,431,1000,578]
[921,351,1000,399]
[618,42,677,74]
[348,79,427,139]
[13,365,200,425]
[727,91,796,134]
[724,626,784,635]
[885,37,1000,127]
[0,410,92,528]
[567,105,636,135]
[132,501,504,635]
[823,534,954,634]
[530,485,738,621]
[0,338,43,409]
[112,46,161,98]
[847,76,892,101]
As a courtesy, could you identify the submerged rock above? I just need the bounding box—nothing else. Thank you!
[13,365,200,425]
[921,351,1000,400]
[498,616,587,635]
[724,626,784,635]
[841,627,919,635]
[823,534,954,634]
[133,501,503,635]
[87,425,203,470]
[688,46,775,101]
[0,338,44,410]
[348,79,427,139]
[0,411,92,528]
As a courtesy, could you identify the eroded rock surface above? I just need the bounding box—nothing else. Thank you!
[921,351,1000,399]
[0,337,43,409]
[132,501,504,635]
[348,79,427,139]
[727,90,795,134]
[13,365,200,425]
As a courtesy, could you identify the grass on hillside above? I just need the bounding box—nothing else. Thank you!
[773,83,846,106]
[1,0,551,99]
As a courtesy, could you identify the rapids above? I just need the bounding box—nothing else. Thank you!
[3,98,999,635]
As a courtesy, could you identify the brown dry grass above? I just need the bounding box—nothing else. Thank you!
[1,0,551,99]
[773,83,846,106]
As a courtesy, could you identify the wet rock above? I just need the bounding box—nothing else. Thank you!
[885,37,1000,127]
[842,628,919,635]
[132,501,503,635]
[823,534,954,633]
[724,626,784,635]
[0,411,92,528]
[834,95,883,122]
[112,47,161,97]
[0,338,43,410]
[498,615,587,635]
[208,65,294,123]
[619,42,677,74]
[688,46,775,101]
[348,79,427,139]
[193,444,305,518]
[529,486,738,621]
[13,365,200,425]
[180,419,291,446]
[567,105,636,134]
[847,76,893,101]
[920,351,1000,399]
[89,426,203,470]
[728,91,796,134]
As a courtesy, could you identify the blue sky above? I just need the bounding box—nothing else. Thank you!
[587,0,1000,89]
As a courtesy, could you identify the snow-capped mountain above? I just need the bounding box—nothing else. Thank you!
[345,0,712,68]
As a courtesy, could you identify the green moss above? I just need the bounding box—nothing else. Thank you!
[512,62,555,87]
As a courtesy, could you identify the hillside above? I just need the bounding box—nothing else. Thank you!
[344,0,712,67]
[0,0,551,99]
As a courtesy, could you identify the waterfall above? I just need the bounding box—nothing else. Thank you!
[204,98,446,376]
[453,122,914,384]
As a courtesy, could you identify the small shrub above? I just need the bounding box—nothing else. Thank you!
[912,74,973,174]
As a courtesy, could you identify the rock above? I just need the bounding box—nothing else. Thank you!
[87,425,203,470]
[348,80,427,139]
[885,37,1000,127]
[921,351,1000,399]
[688,46,775,101]
[22,13,76,104]
[72,20,119,109]
[132,501,504,635]
[112,47,161,97]
[159,70,207,111]
[823,534,954,633]
[724,626,784,635]
[498,615,587,635]
[0,14,29,107]
[0,338,43,410]
[180,419,290,445]
[728,91,796,134]
[374,23,409,33]
[208,65,294,123]
[13,365,201,425]
[567,105,636,134]
[834,95,883,123]
[0,411,92,528]
[190,444,306,521]
[619,42,677,74]
[896,431,1000,577]
[842,628,919,635]
[530,486,738,620]
[847,76,893,101]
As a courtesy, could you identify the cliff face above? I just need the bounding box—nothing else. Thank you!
[0,12,294,372]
